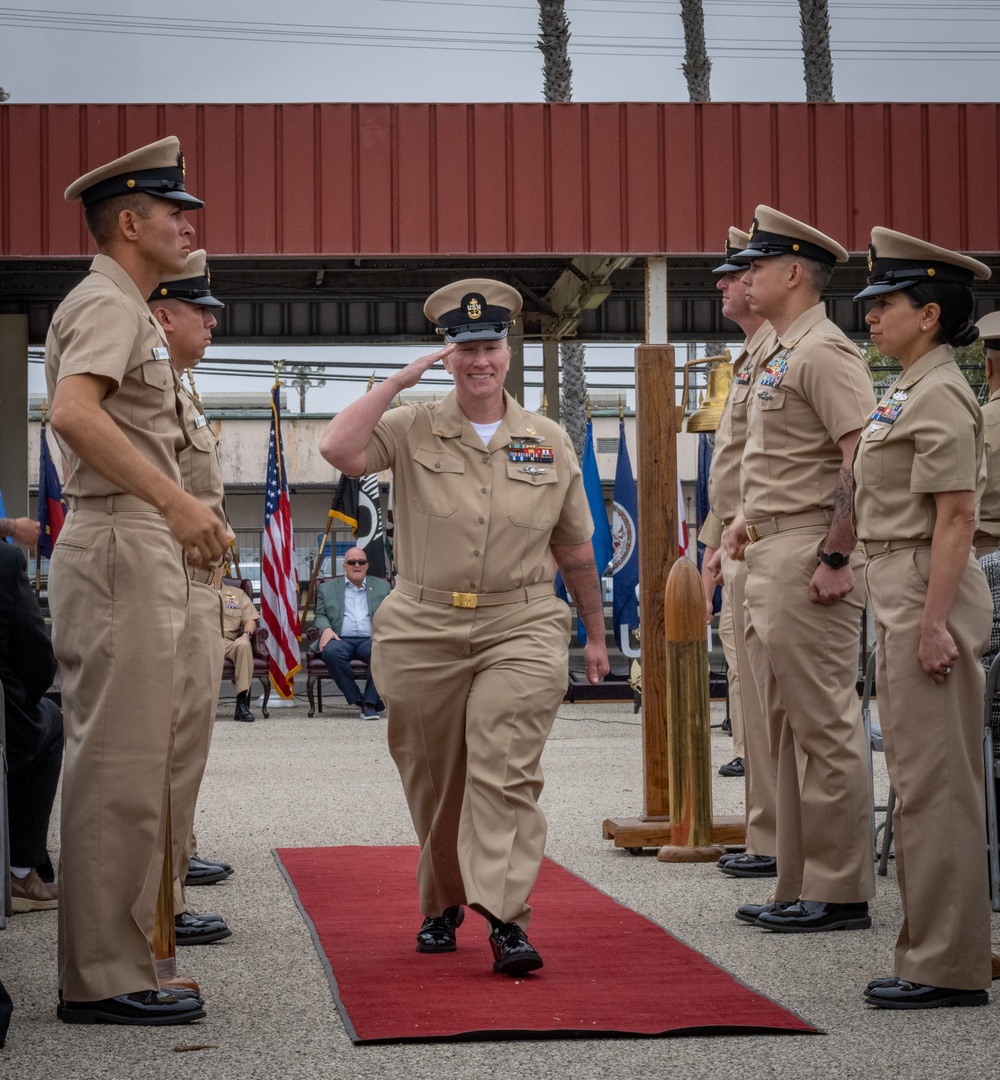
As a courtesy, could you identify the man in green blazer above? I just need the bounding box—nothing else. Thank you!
[315,546,391,718]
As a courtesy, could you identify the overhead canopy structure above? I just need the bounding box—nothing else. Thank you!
[3,101,1000,347]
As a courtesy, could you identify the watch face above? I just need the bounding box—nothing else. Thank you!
[822,551,849,569]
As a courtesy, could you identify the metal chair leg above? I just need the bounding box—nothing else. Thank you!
[985,727,1000,913]
[878,787,895,878]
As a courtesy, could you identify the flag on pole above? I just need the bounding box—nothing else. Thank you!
[611,419,639,655]
[37,422,66,559]
[261,383,301,698]
[695,432,720,615]
[569,418,613,646]
[0,486,9,544]
[331,472,387,578]
[677,475,689,557]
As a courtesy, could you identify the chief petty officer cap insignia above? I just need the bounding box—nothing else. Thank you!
[976,310,1000,352]
[149,249,225,308]
[64,135,205,210]
[734,205,848,267]
[713,227,751,274]
[424,278,523,343]
[854,227,991,300]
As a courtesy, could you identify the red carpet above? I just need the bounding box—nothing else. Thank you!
[273,845,820,1044]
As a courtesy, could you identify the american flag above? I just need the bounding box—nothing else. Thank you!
[261,383,301,698]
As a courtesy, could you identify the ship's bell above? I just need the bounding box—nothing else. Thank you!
[679,351,733,433]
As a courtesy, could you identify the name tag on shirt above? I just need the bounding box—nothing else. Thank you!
[194,414,208,429]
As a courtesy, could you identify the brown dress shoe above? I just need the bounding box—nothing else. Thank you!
[11,869,58,913]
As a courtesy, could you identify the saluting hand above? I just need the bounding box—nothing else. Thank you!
[394,344,456,391]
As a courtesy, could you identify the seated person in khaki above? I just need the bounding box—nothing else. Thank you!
[216,568,259,722]
[314,546,391,719]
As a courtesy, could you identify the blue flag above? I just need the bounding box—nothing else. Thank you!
[571,419,613,646]
[0,486,8,544]
[38,423,66,560]
[611,419,639,655]
[696,433,720,616]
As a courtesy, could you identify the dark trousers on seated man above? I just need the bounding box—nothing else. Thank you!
[320,636,382,711]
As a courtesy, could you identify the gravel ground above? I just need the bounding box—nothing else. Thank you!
[1,693,997,1080]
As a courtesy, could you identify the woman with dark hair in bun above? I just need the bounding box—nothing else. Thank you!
[853,227,993,1009]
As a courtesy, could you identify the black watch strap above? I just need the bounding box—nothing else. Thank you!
[819,550,851,570]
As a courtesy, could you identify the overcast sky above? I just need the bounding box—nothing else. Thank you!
[8,0,1000,411]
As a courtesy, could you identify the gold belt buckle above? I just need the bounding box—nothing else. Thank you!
[452,592,478,609]
[746,523,759,543]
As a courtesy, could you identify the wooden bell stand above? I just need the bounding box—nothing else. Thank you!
[601,259,745,854]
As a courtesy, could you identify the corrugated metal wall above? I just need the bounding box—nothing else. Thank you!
[2,102,998,258]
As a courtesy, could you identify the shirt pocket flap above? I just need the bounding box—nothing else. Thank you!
[412,447,466,475]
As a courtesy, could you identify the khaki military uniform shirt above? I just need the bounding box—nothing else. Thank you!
[741,303,875,521]
[221,587,258,641]
[854,345,983,541]
[364,390,593,593]
[708,322,777,525]
[44,254,185,496]
[978,389,1000,538]
[177,382,226,528]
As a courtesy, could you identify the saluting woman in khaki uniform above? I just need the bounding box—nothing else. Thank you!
[853,227,993,1009]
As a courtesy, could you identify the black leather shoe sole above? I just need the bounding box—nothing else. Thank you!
[415,905,465,953]
[185,862,233,887]
[719,855,778,879]
[864,984,988,1010]
[735,900,792,926]
[493,948,543,977]
[58,992,206,1026]
[757,905,871,933]
[176,925,232,946]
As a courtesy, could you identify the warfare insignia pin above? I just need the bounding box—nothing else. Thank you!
[519,466,548,476]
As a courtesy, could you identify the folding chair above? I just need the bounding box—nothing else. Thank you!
[862,646,895,876]
[984,653,1000,912]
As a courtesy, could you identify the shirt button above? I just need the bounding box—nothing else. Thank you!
[478,517,485,525]
[482,456,490,464]
[480,487,487,494]
[434,462,440,470]
[473,550,481,557]
[470,581,477,589]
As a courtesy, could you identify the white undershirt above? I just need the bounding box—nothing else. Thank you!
[470,420,502,448]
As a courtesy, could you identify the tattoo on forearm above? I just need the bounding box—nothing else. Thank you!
[832,466,853,524]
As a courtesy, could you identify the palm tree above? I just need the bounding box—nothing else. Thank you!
[799,0,835,101]
[537,1,587,458]
[679,0,711,103]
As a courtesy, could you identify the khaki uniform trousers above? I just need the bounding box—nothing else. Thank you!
[865,547,992,989]
[371,590,570,930]
[222,636,254,694]
[717,563,745,760]
[744,527,874,904]
[171,576,225,916]
[49,508,188,1001]
[721,549,776,856]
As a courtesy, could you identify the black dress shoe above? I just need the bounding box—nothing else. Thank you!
[183,910,227,926]
[489,921,543,976]
[735,900,793,926]
[185,855,234,887]
[719,854,778,879]
[175,912,232,946]
[865,975,902,993]
[716,851,743,867]
[58,990,206,1026]
[864,981,988,1010]
[718,756,744,777]
[756,899,871,933]
[415,905,464,953]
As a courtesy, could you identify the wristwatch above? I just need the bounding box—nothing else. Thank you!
[819,550,851,570]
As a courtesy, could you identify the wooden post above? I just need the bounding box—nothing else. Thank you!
[657,556,726,862]
[153,793,199,994]
[602,257,744,852]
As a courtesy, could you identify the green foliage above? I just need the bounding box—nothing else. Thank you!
[860,341,987,401]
